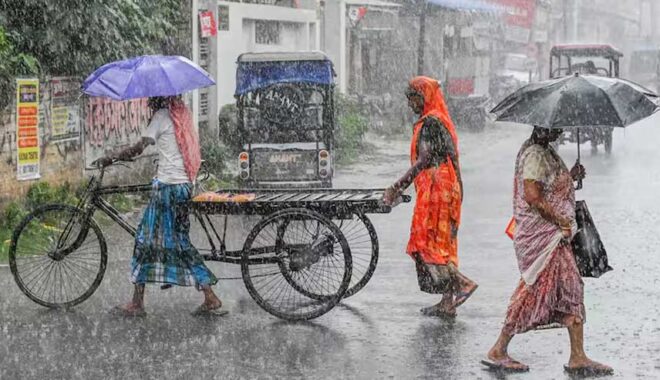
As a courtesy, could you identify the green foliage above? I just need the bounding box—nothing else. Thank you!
[106,193,137,213]
[0,26,40,109]
[0,0,187,77]
[201,140,231,178]
[0,181,143,261]
[25,181,78,211]
[0,181,80,262]
[335,94,369,164]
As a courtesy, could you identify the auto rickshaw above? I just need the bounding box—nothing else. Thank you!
[234,51,336,188]
[549,44,624,154]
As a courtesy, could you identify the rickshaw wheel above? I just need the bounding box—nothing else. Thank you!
[9,204,108,309]
[275,212,377,299]
[241,208,352,321]
[333,213,378,298]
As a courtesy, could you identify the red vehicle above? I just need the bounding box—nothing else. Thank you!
[549,44,624,154]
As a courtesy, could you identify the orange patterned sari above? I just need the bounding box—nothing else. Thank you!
[406,77,462,267]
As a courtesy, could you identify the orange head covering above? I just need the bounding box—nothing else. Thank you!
[405,76,462,267]
[408,76,459,155]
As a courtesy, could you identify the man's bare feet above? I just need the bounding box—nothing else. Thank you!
[110,302,146,317]
[191,301,227,316]
[565,357,613,376]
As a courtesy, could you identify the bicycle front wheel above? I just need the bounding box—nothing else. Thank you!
[9,204,108,308]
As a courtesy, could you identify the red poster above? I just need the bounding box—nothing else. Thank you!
[199,11,217,38]
[447,78,475,96]
[489,0,536,29]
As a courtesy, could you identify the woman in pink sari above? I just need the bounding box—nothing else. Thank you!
[483,127,612,376]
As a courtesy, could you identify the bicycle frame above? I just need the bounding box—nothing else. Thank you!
[57,164,281,266]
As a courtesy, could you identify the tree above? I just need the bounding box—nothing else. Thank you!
[0,0,188,77]
[0,25,39,110]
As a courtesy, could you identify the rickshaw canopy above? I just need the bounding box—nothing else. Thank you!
[550,44,623,59]
[235,51,335,96]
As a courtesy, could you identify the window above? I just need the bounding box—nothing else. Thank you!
[218,5,229,31]
[255,20,280,45]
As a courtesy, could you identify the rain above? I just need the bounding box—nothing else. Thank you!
[1,0,660,379]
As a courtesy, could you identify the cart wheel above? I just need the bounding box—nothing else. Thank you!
[278,213,377,299]
[333,212,378,298]
[9,204,108,309]
[241,208,352,320]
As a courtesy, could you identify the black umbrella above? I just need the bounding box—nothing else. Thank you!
[491,73,659,189]
[492,73,658,128]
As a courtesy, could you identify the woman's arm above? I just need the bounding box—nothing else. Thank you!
[97,137,154,167]
[382,141,433,205]
[523,179,572,237]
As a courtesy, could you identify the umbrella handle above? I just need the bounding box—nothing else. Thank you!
[575,129,583,191]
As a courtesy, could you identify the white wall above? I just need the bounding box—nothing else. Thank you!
[215,1,320,106]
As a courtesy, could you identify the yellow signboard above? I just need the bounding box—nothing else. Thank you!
[16,78,40,180]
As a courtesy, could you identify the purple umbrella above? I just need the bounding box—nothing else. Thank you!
[81,55,215,100]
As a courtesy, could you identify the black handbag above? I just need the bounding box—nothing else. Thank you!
[571,200,613,278]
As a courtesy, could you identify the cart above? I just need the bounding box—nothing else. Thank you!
[549,44,624,154]
[8,161,409,320]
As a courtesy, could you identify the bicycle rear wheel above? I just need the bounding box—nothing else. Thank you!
[9,204,108,308]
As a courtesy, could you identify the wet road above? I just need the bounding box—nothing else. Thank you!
[2,117,660,379]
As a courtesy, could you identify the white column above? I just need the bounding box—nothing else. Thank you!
[191,0,200,133]
[339,0,347,93]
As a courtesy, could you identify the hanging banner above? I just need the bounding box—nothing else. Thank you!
[16,78,41,180]
[50,77,81,143]
[199,10,217,38]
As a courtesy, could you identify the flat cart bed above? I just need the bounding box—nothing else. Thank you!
[191,188,410,216]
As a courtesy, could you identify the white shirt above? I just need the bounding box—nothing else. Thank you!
[142,109,189,184]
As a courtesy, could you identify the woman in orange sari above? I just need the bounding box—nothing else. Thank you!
[383,76,477,317]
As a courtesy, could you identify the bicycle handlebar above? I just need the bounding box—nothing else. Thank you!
[86,157,134,171]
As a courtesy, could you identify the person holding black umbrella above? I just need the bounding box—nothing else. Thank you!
[481,126,612,375]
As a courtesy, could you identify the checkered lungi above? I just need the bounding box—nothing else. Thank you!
[130,179,217,288]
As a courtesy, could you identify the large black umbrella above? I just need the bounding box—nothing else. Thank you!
[491,73,658,128]
[491,73,659,188]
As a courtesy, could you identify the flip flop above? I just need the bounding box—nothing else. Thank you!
[481,358,529,373]
[564,364,614,377]
[191,304,229,317]
[109,306,147,318]
[452,284,478,309]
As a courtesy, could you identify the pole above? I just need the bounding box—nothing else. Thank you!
[191,0,200,133]
[576,128,583,190]
[417,1,427,76]
[572,0,579,41]
[562,0,569,41]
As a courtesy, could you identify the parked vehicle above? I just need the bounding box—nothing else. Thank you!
[235,52,335,188]
[549,44,624,154]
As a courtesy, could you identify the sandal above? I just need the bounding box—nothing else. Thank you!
[564,364,614,377]
[191,303,228,317]
[452,283,478,309]
[420,305,456,318]
[109,306,147,318]
[481,358,529,373]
